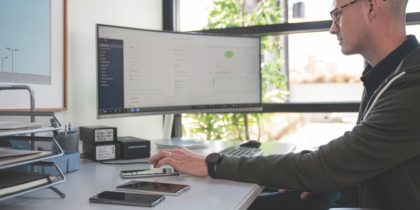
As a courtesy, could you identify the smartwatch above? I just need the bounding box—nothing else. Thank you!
[206,153,223,178]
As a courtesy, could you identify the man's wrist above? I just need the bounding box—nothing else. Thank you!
[206,153,223,178]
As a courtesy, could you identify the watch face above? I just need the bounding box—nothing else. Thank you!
[206,153,221,164]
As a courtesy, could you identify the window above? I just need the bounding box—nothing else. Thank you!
[179,0,364,104]
[182,112,357,148]
[407,25,420,37]
[171,0,420,145]
[179,0,213,32]
[407,0,420,13]
[287,0,330,23]
[287,32,363,103]
[179,0,283,31]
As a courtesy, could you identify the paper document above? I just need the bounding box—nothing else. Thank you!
[0,148,42,159]
[0,121,43,130]
[0,150,52,166]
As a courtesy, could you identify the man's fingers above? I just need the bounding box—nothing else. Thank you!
[277,189,311,200]
[156,156,179,169]
[278,188,288,193]
[155,157,169,168]
[300,192,311,200]
[149,150,170,164]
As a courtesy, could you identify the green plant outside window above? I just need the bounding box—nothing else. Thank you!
[184,0,288,141]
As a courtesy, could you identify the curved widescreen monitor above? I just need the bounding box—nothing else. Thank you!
[97,24,262,119]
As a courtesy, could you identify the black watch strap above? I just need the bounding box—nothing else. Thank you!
[206,153,223,178]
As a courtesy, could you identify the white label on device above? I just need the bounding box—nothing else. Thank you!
[95,145,115,160]
[94,129,114,142]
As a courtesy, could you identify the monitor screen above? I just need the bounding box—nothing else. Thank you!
[96,24,262,118]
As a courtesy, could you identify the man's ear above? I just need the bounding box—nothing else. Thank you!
[367,0,380,21]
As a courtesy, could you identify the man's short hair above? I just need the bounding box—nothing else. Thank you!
[386,0,408,19]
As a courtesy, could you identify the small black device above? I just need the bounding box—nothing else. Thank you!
[120,167,179,179]
[206,153,223,178]
[89,191,165,207]
[117,136,150,159]
[116,180,190,196]
[239,140,261,148]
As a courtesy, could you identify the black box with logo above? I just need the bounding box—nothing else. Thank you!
[117,136,150,159]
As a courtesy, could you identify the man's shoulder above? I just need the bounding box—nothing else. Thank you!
[401,47,420,73]
[406,47,420,59]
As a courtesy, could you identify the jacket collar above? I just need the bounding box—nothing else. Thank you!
[361,35,420,89]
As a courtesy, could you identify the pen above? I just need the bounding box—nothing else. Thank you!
[68,122,72,133]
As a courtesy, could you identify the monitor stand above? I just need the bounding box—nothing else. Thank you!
[157,114,208,149]
[162,114,174,139]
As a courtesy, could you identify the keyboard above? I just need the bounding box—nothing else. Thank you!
[219,146,262,157]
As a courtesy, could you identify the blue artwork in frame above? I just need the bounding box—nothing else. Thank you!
[0,0,51,84]
[0,0,67,110]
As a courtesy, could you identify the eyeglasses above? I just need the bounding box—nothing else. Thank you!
[330,0,363,27]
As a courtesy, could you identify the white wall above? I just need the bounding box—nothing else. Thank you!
[57,0,164,139]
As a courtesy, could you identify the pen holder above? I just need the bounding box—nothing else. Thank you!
[56,132,79,153]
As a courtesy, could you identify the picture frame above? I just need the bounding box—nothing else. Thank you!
[0,0,67,111]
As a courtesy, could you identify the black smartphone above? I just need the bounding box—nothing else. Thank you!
[89,191,165,207]
[116,180,190,196]
[120,167,179,179]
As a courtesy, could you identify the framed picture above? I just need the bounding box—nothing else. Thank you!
[0,0,67,111]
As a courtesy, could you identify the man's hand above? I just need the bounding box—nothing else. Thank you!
[149,147,208,177]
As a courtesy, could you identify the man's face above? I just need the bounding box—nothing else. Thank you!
[329,0,367,55]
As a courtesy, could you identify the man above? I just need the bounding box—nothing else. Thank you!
[150,0,420,209]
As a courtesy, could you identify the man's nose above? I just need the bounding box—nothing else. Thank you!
[329,21,339,34]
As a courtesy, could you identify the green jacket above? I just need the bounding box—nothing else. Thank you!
[215,48,420,210]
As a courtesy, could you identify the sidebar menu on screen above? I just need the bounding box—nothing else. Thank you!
[98,38,124,113]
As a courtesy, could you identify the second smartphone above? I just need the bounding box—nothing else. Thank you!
[120,167,179,179]
[116,180,190,196]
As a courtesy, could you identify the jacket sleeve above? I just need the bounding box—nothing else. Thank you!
[214,74,420,192]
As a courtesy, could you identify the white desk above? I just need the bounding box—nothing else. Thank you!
[0,141,295,210]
